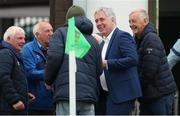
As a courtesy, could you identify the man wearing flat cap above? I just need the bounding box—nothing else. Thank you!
[45,5,102,115]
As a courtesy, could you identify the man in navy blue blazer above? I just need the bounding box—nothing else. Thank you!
[94,7,142,115]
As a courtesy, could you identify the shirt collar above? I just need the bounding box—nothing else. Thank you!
[36,39,42,48]
[104,27,116,42]
[1,41,21,59]
[35,38,47,51]
[2,41,17,53]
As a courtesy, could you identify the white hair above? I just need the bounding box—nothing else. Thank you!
[3,26,25,41]
[94,7,116,23]
[33,22,41,38]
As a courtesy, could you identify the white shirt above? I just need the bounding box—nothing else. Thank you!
[100,27,116,91]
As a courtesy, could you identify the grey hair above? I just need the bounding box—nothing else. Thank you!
[33,22,41,38]
[3,26,25,41]
[95,7,116,22]
[130,9,149,22]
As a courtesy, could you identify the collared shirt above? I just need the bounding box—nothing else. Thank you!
[37,39,48,57]
[100,27,116,91]
[37,40,44,50]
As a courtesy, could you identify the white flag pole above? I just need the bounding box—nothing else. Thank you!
[69,50,76,116]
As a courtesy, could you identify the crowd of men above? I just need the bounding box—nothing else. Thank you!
[0,5,177,115]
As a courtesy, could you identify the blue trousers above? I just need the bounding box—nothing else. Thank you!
[139,93,175,115]
[56,101,94,115]
[106,97,135,115]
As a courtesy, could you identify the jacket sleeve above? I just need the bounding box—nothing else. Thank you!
[167,39,180,69]
[140,33,162,87]
[0,50,21,105]
[45,28,65,85]
[21,46,44,80]
[95,42,103,77]
[107,32,138,70]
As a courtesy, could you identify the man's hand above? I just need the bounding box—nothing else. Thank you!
[45,83,53,90]
[28,93,35,103]
[12,100,25,110]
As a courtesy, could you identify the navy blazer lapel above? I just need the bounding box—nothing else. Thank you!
[100,41,105,51]
[105,28,118,59]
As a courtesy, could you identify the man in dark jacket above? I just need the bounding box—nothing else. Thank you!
[0,26,35,115]
[129,9,177,115]
[45,5,102,115]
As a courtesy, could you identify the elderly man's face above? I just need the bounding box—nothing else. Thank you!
[95,11,115,38]
[129,12,147,38]
[8,31,25,53]
[37,23,53,47]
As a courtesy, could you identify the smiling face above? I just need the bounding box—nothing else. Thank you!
[8,30,25,53]
[129,10,148,38]
[94,10,116,38]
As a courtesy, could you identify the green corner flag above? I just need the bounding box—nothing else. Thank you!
[65,17,91,59]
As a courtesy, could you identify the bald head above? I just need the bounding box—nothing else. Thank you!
[33,22,53,48]
[33,22,53,37]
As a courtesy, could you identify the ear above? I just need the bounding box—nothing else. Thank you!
[35,32,39,37]
[144,17,148,25]
[7,36,11,41]
[112,17,115,22]
[111,17,117,26]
